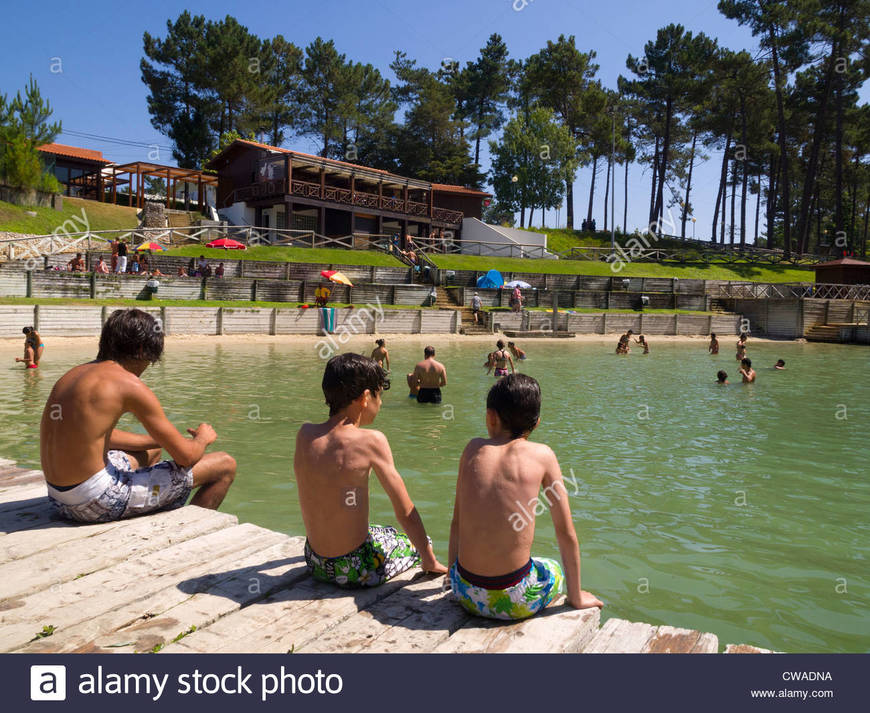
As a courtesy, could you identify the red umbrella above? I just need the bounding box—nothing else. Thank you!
[320,270,353,286]
[205,238,247,249]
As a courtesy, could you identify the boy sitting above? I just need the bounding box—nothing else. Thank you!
[295,353,446,587]
[40,309,236,522]
[448,373,603,619]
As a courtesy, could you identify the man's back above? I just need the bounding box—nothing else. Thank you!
[414,357,445,388]
[40,361,134,486]
[456,438,552,576]
[295,421,376,557]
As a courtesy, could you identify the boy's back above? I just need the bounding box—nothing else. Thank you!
[454,437,554,576]
[295,421,379,557]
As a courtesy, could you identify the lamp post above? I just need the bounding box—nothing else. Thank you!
[692,217,696,240]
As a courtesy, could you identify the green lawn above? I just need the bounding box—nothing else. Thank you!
[0,196,139,234]
[163,245,405,267]
[431,253,813,283]
[0,297,424,310]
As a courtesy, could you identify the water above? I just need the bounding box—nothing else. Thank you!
[1,335,868,653]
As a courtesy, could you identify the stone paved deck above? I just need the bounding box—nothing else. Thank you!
[0,459,772,654]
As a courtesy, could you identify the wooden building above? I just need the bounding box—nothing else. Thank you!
[37,143,112,197]
[815,257,870,285]
[205,139,491,241]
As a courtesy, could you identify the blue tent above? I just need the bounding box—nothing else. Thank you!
[476,269,504,289]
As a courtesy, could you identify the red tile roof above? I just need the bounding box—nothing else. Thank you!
[815,257,870,268]
[37,143,112,164]
[431,183,492,197]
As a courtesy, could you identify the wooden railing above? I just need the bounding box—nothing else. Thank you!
[234,178,464,225]
[711,282,870,301]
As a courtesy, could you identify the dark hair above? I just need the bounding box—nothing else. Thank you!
[710,333,717,339]
[22,326,33,335]
[717,370,727,382]
[742,358,752,367]
[627,329,634,335]
[776,359,785,366]
[375,339,385,347]
[486,373,541,439]
[508,341,515,347]
[424,345,435,357]
[496,339,505,349]
[97,309,164,364]
[322,353,390,416]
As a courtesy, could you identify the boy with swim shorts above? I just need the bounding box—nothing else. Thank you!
[447,374,603,619]
[295,353,446,587]
[40,309,236,523]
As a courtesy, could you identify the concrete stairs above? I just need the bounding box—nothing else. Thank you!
[805,324,842,343]
[709,298,733,314]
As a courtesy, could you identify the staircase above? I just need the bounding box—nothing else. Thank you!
[434,286,460,309]
[709,298,733,314]
[805,324,842,343]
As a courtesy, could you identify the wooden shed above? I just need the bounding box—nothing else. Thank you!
[814,257,870,285]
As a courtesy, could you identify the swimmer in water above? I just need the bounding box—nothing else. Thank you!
[507,341,527,361]
[370,339,390,372]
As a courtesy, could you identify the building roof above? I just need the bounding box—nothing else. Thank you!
[431,183,492,197]
[207,139,490,195]
[37,143,112,164]
[815,257,870,268]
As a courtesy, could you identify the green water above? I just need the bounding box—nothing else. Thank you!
[1,336,868,653]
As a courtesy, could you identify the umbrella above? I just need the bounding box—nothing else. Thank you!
[505,280,532,289]
[205,238,247,249]
[476,269,504,289]
[320,270,353,287]
[135,242,166,252]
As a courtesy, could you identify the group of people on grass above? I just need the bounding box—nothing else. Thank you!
[66,249,227,280]
[38,309,600,621]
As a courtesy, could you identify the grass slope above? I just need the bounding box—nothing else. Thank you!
[430,253,812,283]
[0,197,139,234]
[163,245,405,267]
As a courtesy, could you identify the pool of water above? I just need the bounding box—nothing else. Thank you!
[1,335,868,652]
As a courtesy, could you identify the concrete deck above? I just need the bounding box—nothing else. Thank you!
[0,460,771,654]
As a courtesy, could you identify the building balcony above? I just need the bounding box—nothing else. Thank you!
[233,178,463,227]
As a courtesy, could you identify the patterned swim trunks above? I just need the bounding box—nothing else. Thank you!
[304,524,422,588]
[449,557,564,620]
[47,450,193,523]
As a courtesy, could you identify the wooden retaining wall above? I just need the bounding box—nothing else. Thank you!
[731,298,870,338]
[490,311,741,335]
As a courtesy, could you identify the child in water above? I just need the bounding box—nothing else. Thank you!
[507,342,527,360]
[774,359,785,370]
[634,335,650,354]
[716,370,729,385]
[709,333,719,355]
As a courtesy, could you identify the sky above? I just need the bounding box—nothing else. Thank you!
[0,0,836,238]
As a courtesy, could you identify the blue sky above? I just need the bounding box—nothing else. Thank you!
[0,0,827,237]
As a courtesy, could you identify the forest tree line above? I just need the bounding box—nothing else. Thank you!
[142,2,869,255]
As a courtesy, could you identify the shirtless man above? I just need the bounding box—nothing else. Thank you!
[739,357,756,383]
[370,338,390,371]
[507,341,527,361]
[295,353,445,587]
[411,346,447,404]
[491,340,515,378]
[709,333,719,355]
[448,374,603,620]
[67,253,85,272]
[40,308,236,522]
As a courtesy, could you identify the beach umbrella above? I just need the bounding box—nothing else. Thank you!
[320,270,353,287]
[135,242,166,252]
[505,280,532,289]
[476,269,504,289]
[205,237,247,249]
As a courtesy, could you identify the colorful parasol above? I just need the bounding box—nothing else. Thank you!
[320,270,353,286]
[135,242,166,252]
[205,238,247,249]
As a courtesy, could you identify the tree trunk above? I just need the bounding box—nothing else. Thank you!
[767,154,778,248]
[740,103,748,249]
[754,170,762,244]
[834,75,845,250]
[652,97,673,232]
[682,130,698,239]
[603,153,611,232]
[649,136,659,226]
[850,153,860,243]
[586,154,599,226]
[713,130,732,245]
[729,158,737,245]
[862,195,869,257]
[566,175,574,230]
[795,44,837,254]
[520,204,525,229]
[769,28,792,256]
[623,158,629,235]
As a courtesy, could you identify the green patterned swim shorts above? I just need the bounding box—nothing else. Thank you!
[304,524,421,588]
[449,557,564,620]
